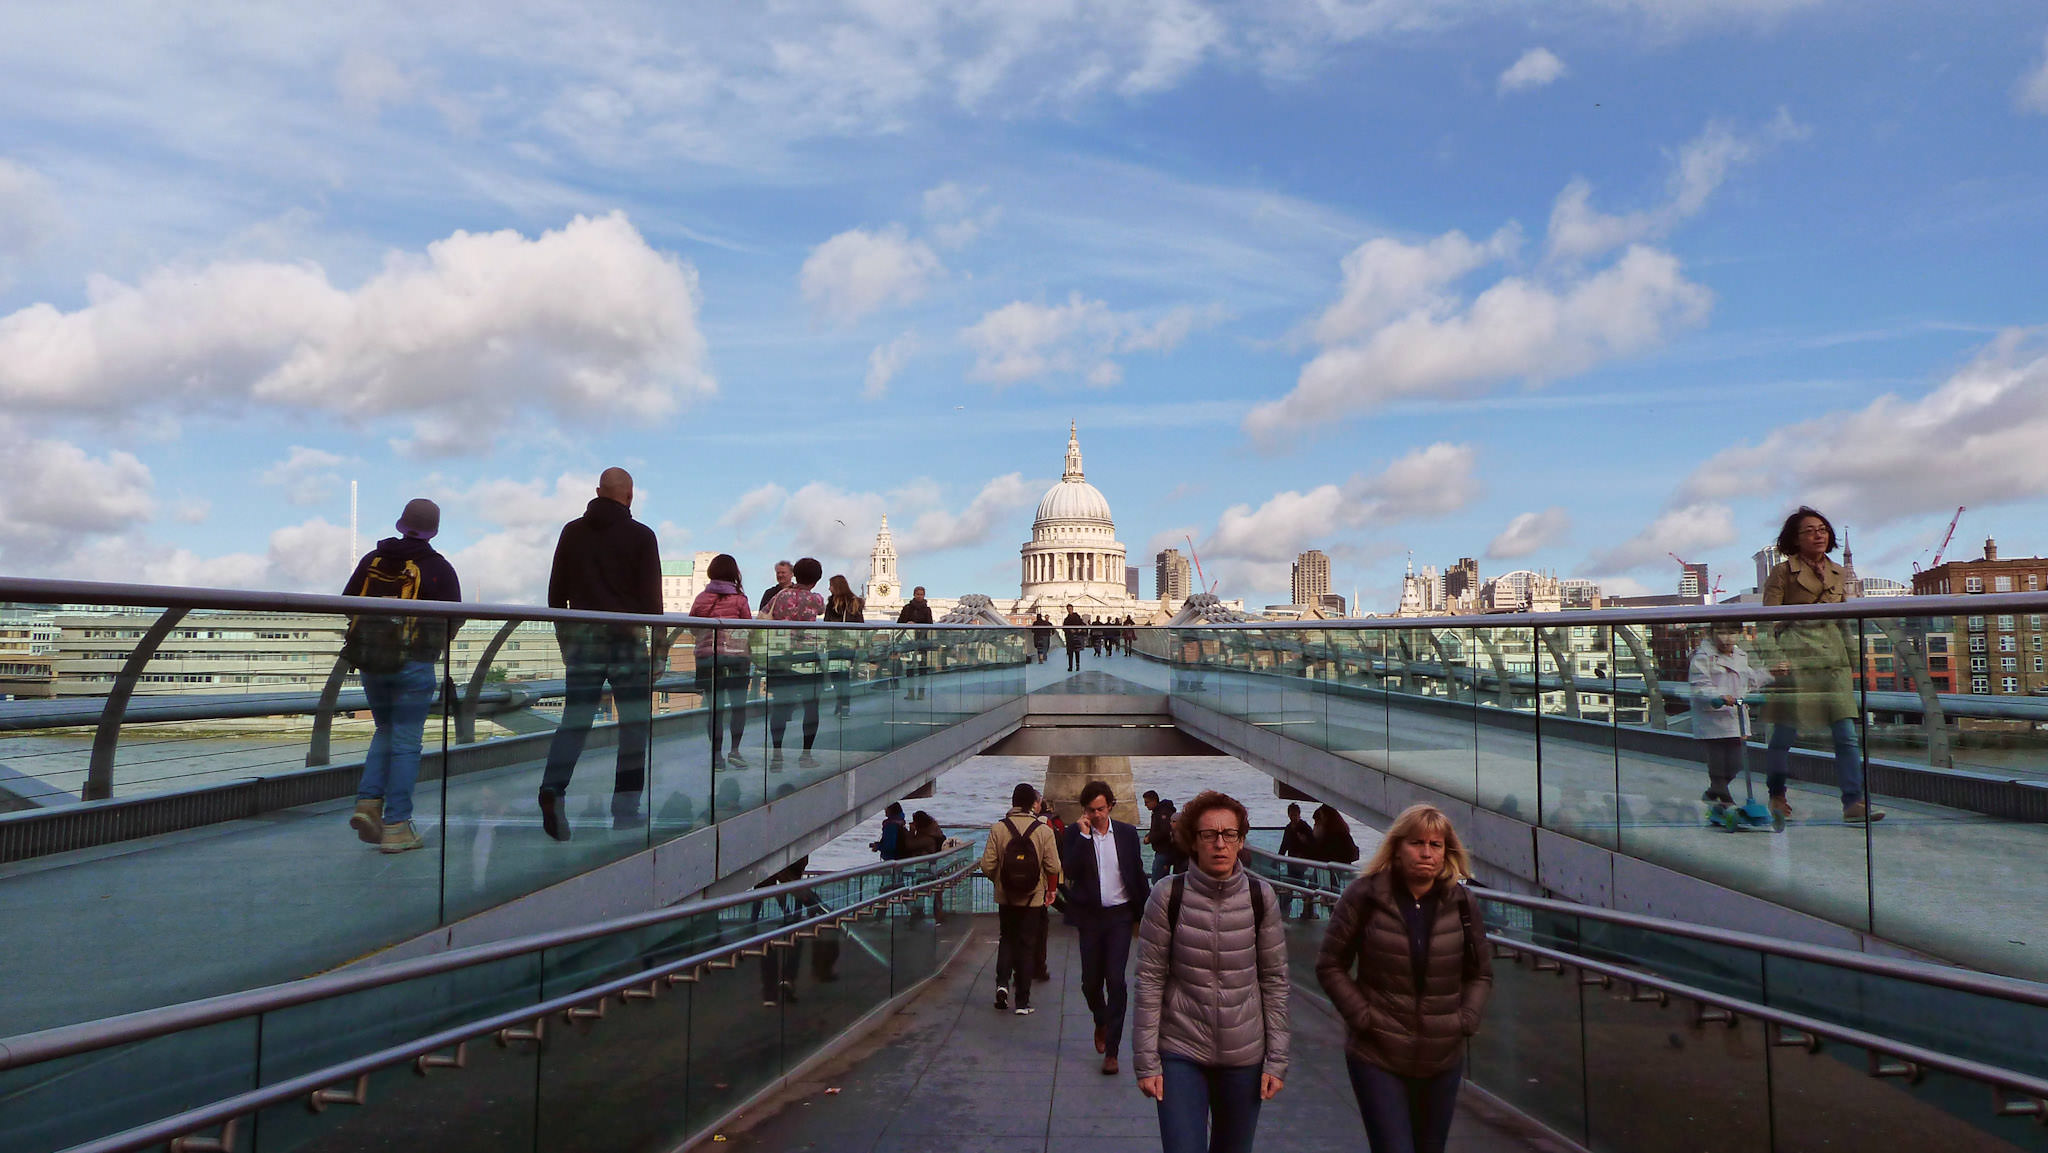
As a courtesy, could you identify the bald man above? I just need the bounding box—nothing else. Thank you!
[538,467,664,840]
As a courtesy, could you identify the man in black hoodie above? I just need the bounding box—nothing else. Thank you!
[538,467,663,840]
[897,586,934,700]
[343,498,461,854]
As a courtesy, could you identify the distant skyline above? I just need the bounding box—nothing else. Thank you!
[2,3,2046,610]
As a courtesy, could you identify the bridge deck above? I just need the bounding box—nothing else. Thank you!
[713,919,1563,1153]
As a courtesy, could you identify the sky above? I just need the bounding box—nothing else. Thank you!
[3,1,2047,611]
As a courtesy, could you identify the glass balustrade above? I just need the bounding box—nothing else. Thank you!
[0,592,1026,1036]
[1162,599,2048,986]
[0,847,978,1153]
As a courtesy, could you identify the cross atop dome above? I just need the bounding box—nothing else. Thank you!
[1063,421,1084,482]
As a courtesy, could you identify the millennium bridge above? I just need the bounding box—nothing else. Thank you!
[2,577,2045,1152]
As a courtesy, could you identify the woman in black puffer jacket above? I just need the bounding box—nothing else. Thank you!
[1316,803,1491,1153]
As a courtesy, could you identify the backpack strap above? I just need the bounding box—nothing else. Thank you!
[1456,884,1480,980]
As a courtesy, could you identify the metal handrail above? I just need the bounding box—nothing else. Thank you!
[52,853,983,1153]
[3,574,2040,630]
[0,576,1021,631]
[1240,845,2048,1010]
[1257,866,2048,1122]
[1495,936,2048,1114]
[0,844,974,1070]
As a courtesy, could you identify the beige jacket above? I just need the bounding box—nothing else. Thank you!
[979,810,1061,907]
[1131,864,1290,1080]
[1760,556,1857,730]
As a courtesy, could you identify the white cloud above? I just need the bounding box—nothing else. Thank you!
[261,446,351,506]
[1498,47,1566,94]
[922,182,1000,248]
[0,158,61,279]
[1311,227,1520,344]
[1487,506,1571,558]
[0,423,155,571]
[1679,328,2048,528]
[864,331,919,399]
[1202,442,1480,565]
[335,49,476,133]
[800,225,943,324]
[2018,33,2048,114]
[1547,110,1807,264]
[1587,502,1737,574]
[1250,244,1711,442]
[0,213,713,452]
[962,292,1226,386]
[721,483,790,535]
[901,474,1041,553]
[1237,112,1813,443]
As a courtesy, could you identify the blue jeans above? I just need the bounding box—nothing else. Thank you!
[1157,1055,1262,1153]
[1345,1057,1461,1153]
[1765,719,1864,807]
[359,659,437,823]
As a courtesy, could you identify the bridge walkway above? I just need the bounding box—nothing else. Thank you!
[713,919,1563,1153]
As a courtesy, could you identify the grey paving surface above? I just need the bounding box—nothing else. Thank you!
[706,921,1564,1153]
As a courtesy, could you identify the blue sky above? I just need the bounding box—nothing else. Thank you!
[3,1,2047,610]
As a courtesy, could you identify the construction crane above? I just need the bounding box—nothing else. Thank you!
[1184,534,1218,595]
[1913,506,1966,574]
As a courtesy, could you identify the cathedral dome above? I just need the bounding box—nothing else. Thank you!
[1035,478,1114,526]
[1032,423,1114,528]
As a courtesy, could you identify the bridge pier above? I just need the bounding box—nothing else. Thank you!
[1042,754,1141,825]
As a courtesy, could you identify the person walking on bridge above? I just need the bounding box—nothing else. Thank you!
[980,782,1061,1015]
[1062,604,1087,672]
[690,553,752,772]
[1316,803,1493,1153]
[538,468,662,841]
[1143,790,1185,880]
[1133,789,1288,1153]
[897,585,934,700]
[1059,780,1150,1075]
[343,498,460,854]
[1759,506,1884,824]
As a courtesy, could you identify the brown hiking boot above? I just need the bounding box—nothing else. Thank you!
[1767,795,1794,821]
[1843,802,1886,823]
[350,799,383,845]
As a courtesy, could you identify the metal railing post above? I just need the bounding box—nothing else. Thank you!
[306,654,352,767]
[1612,624,1667,730]
[458,620,523,744]
[84,607,188,801]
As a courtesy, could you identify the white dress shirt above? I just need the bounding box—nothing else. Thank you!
[1083,821,1129,908]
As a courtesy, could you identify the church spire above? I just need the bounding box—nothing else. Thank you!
[1063,421,1084,482]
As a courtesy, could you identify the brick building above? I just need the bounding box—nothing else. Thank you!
[1912,538,2048,696]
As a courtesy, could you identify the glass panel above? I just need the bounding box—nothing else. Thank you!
[1867,612,2045,980]
[0,1018,260,1153]
[1324,629,1388,770]
[1537,624,1618,848]
[1476,624,1540,821]
[1770,1039,2045,1153]
[253,952,544,1152]
[645,622,712,842]
[1384,627,1477,803]
[1580,978,1770,1152]
[1465,945,1587,1146]
[260,1023,539,1153]
[447,619,655,922]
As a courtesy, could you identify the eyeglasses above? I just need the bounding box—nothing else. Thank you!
[1194,829,1243,845]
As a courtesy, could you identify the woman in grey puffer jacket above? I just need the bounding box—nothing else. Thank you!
[1132,790,1289,1153]
[1317,803,1492,1153]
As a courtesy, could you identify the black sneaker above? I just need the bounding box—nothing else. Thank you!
[1701,788,1735,805]
[994,984,1010,1011]
[538,789,570,842]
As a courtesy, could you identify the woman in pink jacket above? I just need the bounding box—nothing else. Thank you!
[690,554,753,770]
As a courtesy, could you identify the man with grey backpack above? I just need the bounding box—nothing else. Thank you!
[980,782,1062,1015]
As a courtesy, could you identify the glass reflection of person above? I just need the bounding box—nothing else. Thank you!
[690,554,752,771]
[1759,507,1884,824]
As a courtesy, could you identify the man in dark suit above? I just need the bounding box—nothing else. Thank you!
[1058,779,1151,1076]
